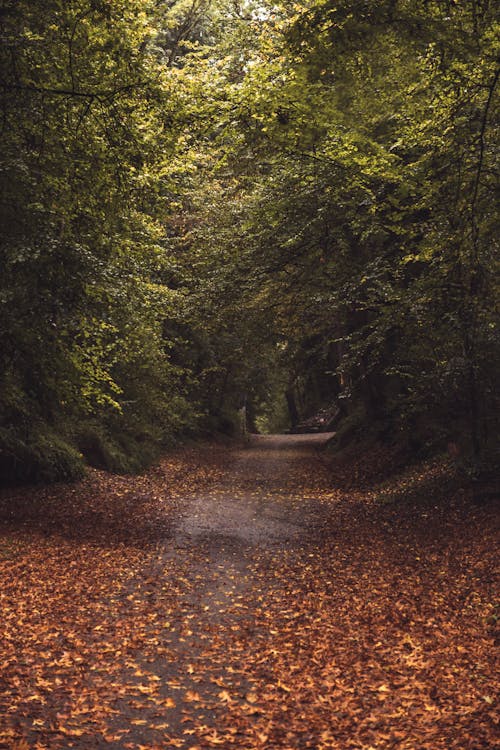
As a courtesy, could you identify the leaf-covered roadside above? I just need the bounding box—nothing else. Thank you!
[0,441,497,749]
[214,486,498,749]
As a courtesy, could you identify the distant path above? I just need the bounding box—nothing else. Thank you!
[176,433,335,544]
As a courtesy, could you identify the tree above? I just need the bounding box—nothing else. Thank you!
[182,0,499,468]
[0,0,203,480]
[1,0,497,480]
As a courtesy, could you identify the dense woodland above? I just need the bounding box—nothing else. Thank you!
[1,0,498,483]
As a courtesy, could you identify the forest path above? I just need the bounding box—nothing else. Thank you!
[175,433,334,543]
[123,433,336,745]
[0,436,497,749]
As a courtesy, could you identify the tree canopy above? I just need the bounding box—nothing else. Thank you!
[1,0,498,482]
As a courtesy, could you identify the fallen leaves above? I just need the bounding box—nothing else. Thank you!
[160,697,177,708]
[0,439,497,749]
[184,690,202,702]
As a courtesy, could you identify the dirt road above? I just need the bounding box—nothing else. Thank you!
[121,434,337,746]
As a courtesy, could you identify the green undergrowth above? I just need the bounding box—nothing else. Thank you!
[0,423,85,484]
[0,414,188,485]
[74,423,161,475]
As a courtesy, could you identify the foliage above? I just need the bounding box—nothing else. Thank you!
[0,0,203,480]
[182,0,499,472]
[0,0,498,480]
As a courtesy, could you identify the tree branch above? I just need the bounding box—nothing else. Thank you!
[470,66,499,250]
[2,80,151,102]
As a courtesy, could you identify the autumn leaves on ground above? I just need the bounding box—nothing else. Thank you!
[0,436,497,750]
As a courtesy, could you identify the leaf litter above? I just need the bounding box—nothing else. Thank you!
[0,437,497,749]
